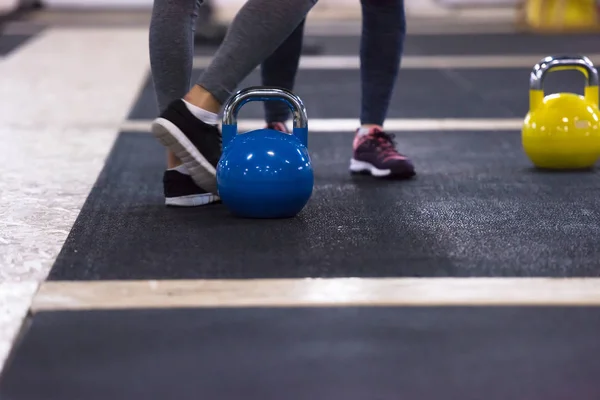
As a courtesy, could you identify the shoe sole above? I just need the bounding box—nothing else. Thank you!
[152,118,218,195]
[166,193,221,207]
[349,159,415,179]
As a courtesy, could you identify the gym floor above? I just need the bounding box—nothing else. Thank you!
[1,9,600,400]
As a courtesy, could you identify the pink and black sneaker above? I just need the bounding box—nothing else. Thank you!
[266,121,290,133]
[349,127,415,179]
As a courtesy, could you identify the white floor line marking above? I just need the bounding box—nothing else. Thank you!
[303,23,518,36]
[193,54,600,70]
[121,118,525,133]
[0,28,150,128]
[0,27,151,373]
[0,282,39,375]
[32,278,600,311]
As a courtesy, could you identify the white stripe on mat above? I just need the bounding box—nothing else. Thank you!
[193,54,600,69]
[121,118,524,133]
[32,278,600,311]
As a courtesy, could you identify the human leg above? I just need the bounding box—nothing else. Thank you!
[151,0,318,195]
[350,0,415,179]
[150,0,220,206]
[261,18,306,132]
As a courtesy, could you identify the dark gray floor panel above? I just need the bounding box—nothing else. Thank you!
[0,34,33,55]
[46,130,600,280]
[129,68,586,120]
[2,307,600,400]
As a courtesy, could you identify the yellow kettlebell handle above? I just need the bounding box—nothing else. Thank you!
[529,55,599,112]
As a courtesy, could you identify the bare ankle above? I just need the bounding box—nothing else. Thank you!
[360,124,382,130]
[184,85,221,114]
[167,151,182,169]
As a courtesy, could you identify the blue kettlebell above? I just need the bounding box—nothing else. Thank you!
[216,86,314,219]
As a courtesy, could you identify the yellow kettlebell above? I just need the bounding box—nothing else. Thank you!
[524,0,599,32]
[522,55,600,169]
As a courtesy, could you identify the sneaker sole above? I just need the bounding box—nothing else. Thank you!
[166,193,221,207]
[349,159,393,177]
[349,159,415,179]
[152,118,218,194]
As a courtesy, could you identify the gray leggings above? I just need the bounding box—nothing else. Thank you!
[149,0,317,112]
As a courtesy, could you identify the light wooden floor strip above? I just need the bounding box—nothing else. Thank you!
[193,54,600,69]
[32,278,600,311]
[121,118,525,133]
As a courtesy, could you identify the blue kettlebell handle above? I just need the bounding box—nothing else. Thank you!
[221,86,309,148]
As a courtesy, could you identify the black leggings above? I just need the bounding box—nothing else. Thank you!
[262,0,406,126]
[150,0,404,126]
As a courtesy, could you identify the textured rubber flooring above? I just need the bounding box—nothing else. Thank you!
[4,29,600,400]
[2,307,600,400]
[47,130,600,280]
[195,33,600,56]
[129,68,586,120]
[0,34,32,56]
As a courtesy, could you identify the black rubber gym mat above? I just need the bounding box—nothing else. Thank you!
[2,307,600,400]
[129,68,585,120]
[195,33,600,56]
[0,34,32,56]
[47,130,600,281]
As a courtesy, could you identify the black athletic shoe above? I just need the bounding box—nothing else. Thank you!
[350,127,416,179]
[163,170,220,207]
[151,99,222,194]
